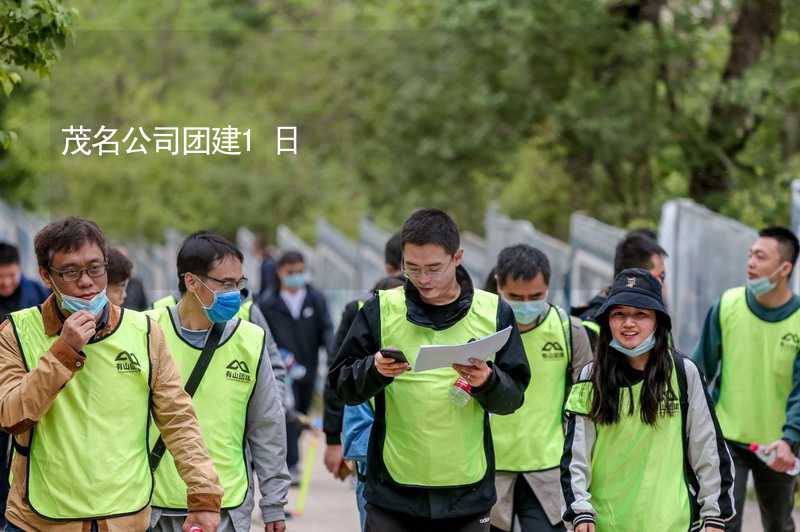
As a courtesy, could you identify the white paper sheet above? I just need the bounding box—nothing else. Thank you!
[413,326,513,372]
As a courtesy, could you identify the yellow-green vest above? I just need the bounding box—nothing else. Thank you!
[148,308,264,510]
[378,286,498,487]
[565,359,691,531]
[491,305,571,471]
[152,294,178,310]
[10,306,153,520]
[716,286,800,443]
[237,299,254,322]
[582,319,600,336]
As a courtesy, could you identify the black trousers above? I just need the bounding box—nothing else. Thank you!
[365,503,490,532]
[490,477,565,532]
[727,443,796,532]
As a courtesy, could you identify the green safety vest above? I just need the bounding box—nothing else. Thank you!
[378,286,498,487]
[491,305,571,471]
[716,286,800,444]
[10,306,153,520]
[237,299,253,322]
[564,358,692,531]
[152,294,178,309]
[582,319,600,336]
[148,308,264,509]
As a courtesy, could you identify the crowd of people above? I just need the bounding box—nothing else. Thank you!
[0,208,796,532]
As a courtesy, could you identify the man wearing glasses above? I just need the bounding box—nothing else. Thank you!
[148,231,289,532]
[0,217,223,531]
[329,208,530,532]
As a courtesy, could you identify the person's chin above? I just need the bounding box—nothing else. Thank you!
[418,286,436,297]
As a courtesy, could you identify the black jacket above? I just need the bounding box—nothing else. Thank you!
[570,287,608,351]
[258,284,333,385]
[0,275,49,323]
[323,299,360,444]
[327,266,531,519]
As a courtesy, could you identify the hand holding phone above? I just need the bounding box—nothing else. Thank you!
[374,348,410,377]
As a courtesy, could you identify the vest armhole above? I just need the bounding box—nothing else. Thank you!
[146,315,154,388]
[8,314,29,372]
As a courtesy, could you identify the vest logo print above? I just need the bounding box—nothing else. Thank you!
[780,333,800,350]
[115,351,141,373]
[658,389,680,417]
[226,360,251,383]
[542,341,565,359]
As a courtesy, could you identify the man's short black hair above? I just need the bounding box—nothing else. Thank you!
[0,242,20,267]
[483,266,498,294]
[400,209,460,256]
[613,233,667,276]
[495,244,551,287]
[107,248,133,285]
[34,217,107,269]
[277,250,305,268]
[759,226,800,271]
[384,232,402,271]
[177,231,244,293]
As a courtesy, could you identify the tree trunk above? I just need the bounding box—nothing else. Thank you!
[688,0,781,206]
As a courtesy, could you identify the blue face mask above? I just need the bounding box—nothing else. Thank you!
[746,276,776,296]
[506,299,549,325]
[54,285,108,317]
[610,333,656,358]
[283,273,306,289]
[194,279,242,323]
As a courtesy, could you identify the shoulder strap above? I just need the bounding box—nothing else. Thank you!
[149,321,225,471]
[555,305,572,364]
[673,351,701,524]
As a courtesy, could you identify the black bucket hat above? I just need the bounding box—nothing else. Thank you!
[596,268,671,329]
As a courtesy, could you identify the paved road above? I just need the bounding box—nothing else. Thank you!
[255,433,800,531]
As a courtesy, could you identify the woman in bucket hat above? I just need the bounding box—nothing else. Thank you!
[560,268,735,531]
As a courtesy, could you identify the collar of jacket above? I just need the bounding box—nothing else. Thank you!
[403,265,474,331]
[264,285,310,316]
[42,294,116,338]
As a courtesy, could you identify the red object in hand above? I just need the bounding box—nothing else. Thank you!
[189,527,204,532]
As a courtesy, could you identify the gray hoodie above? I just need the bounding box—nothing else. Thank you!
[150,306,290,532]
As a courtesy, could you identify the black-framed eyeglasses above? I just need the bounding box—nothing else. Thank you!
[402,257,454,280]
[203,274,248,292]
[49,263,108,283]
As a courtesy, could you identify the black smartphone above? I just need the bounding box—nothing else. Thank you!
[380,348,409,364]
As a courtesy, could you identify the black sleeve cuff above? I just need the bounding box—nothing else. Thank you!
[470,362,498,395]
[325,432,342,445]
[703,516,727,529]
[573,513,595,526]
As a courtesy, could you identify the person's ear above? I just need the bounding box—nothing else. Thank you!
[783,261,794,278]
[39,267,52,289]
[453,248,464,266]
[184,273,198,293]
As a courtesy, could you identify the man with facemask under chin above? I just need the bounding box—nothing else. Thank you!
[0,217,223,532]
[694,226,800,532]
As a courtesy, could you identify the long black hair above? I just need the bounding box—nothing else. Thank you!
[589,312,676,426]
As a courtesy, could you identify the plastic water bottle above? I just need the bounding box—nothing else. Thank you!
[449,376,472,407]
[749,443,800,475]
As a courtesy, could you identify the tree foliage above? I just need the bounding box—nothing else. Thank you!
[0,0,798,241]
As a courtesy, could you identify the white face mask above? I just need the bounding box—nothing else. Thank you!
[610,332,656,358]
[747,265,785,296]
